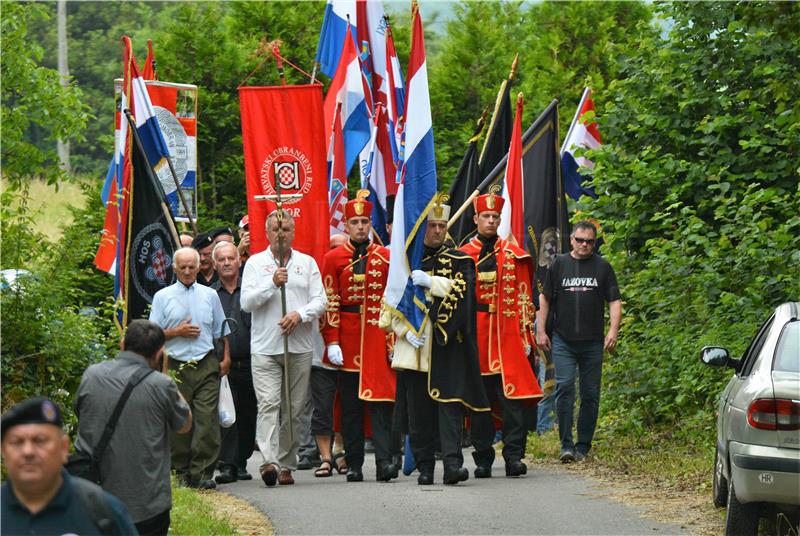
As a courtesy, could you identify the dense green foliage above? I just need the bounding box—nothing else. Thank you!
[429,1,653,188]
[1,2,90,188]
[2,1,798,453]
[585,2,800,443]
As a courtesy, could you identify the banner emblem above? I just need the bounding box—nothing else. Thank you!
[260,147,313,204]
[131,223,174,302]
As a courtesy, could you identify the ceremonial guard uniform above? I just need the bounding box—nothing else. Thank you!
[383,197,490,485]
[459,191,542,477]
[322,192,398,482]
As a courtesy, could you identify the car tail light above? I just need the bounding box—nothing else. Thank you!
[747,399,800,430]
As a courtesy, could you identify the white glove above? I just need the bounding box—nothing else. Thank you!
[411,270,432,288]
[327,344,344,366]
[405,331,426,349]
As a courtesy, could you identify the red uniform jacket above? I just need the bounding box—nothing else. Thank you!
[322,241,395,402]
[460,235,542,400]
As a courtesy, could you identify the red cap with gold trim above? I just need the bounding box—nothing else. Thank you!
[473,189,505,214]
[345,189,373,220]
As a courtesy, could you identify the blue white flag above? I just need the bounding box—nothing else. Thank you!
[384,3,437,334]
[315,0,357,78]
[561,87,601,200]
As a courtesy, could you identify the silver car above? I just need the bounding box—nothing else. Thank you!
[701,301,800,535]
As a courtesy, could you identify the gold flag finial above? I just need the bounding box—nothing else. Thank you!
[509,53,519,80]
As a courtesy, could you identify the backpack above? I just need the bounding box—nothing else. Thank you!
[70,476,117,535]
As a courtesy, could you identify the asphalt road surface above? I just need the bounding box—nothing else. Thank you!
[224,451,684,535]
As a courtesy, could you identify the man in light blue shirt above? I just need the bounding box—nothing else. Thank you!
[150,247,230,489]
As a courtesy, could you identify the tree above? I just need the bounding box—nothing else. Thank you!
[428,1,653,191]
[1,2,89,188]
[584,1,800,436]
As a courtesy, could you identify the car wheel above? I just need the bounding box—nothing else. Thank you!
[713,446,728,508]
[726,478,760,535]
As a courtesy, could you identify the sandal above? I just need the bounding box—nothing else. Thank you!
[314,459,333,478]
[333,451,348,474]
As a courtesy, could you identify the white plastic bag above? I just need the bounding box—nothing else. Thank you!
[218,375,236,428]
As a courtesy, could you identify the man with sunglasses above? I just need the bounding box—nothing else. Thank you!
[536,220,621,464]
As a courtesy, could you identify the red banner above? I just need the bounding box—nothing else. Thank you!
[240,85,329,266]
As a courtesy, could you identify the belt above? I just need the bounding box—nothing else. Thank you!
[340,305,362,313]
[477,303,496,313]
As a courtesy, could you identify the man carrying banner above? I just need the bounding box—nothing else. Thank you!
[322,191,399,483]
[383,195,490,485]
[459,190,542,478]
[241,210,327,487]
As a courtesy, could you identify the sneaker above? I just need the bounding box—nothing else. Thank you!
[559,448,576,464]
[575,451,587,462]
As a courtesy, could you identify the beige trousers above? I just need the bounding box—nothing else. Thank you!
[251,351,312,470]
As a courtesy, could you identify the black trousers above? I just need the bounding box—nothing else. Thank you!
[470,374,527,466]
[135,509,170,536]
[397,370,464,473]
[218,363,257,471]
[338,370,396,470]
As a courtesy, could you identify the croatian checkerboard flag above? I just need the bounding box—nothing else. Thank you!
[498,93,525,246]
[316,0,357,78]
[328,103,348,235]
[384,21,405,167]
[561,87,601,200]
[384,2,437,334]
[95,36,170,276]
[323,24,371,177]
[362,104,398,244]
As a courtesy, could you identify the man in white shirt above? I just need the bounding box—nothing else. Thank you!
[241,210,327,487]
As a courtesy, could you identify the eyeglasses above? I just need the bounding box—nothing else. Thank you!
[572,236,595,245]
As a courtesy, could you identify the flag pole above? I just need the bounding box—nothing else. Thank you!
[560,87,590,155]
[448,99,560,230]
[164,154,198,235]
[123,109,180,246]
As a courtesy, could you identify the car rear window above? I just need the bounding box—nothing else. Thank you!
[773,320,799,373]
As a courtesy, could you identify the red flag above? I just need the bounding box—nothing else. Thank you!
[499,93,525,246]
[142,39,157,80]
[240,85,329,266]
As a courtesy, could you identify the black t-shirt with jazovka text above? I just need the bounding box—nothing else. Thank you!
[542,253,620,342]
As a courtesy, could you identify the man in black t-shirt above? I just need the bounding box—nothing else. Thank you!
[536,221,621,463]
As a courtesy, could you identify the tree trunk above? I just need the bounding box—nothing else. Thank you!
[57,0,70,172]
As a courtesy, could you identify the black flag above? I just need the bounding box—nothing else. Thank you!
[447,117,484,245]
[520,102,570,294]
[479,100,570,294]
[478,71,514,183]
[124,112,180,323]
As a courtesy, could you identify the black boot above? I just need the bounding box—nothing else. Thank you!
[474,465,492,478]
[443,466,469,485]
[214,464,238,485]
[505,460,527,477]
[376,461,399,482]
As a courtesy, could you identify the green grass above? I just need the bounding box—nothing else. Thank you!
[171,479,238,535]
[527,426,712,493]
[3,179,89,240]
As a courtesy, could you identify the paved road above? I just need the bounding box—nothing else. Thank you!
[223,451,684,535]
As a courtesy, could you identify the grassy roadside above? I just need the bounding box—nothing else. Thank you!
[171,482,239,535]
[170,477,273,535]
[2,179,88,240]
[526,428,725,535]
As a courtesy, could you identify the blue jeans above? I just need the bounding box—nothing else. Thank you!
[552,334,604,454]
[536,355,555,434]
